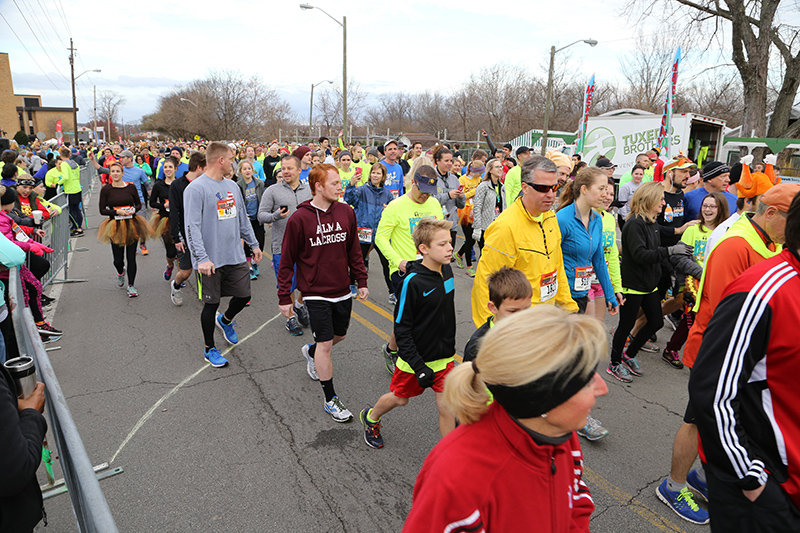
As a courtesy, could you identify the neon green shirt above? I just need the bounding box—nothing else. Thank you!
[681,224,712,268]
[374,194,443,275]
[504,166,521,207]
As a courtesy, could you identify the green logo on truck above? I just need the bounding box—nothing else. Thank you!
[584,127,616,164]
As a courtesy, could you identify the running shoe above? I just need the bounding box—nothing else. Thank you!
[324,396,353,423]
[454,253,465,269]
[36,322,63,336]
[662,349,684,369]
[249,267,258,280]
[622,353,643,376]
[466,265,476,277]
[606,362,633,383]
[164,265,173,281]
[301,344,319,381]
[252,263,260,278]
[577,416,609,441]
[70,229,85,237]
[360,408,384,448]
[686,469,709,501]
[215,312,239,344]
[350,284,357,298]
[640,340,659,353]
[285,316,304,336]
[41,334,61,344]
[140,244,149,256]
[382,343,397,374]
[170,281,183,306]
[656,480,709,524]
[665,313,680,331]
[388,293,397,305]
[294,304,310,327]
[117,269,126,288]
[204,347,229,368]
[127,285,139,298]
[40,294,55,305]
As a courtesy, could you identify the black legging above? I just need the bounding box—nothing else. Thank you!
[244,219,266,258]
[162,234,177,260]
[27,253,51,281]
[68,192,83,230]
[201,297,249,348]
[111,243,137,286]
[459,224,476,267]
[351,243,392,293]
[610,291,664,364]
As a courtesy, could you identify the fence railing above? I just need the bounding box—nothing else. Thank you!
[8,266,119,532]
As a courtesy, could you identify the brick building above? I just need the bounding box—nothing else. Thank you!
[0,52,76,141]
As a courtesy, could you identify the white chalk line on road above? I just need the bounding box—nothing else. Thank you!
[109,312,283,464]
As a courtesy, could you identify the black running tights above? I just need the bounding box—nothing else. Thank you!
[201,297,249,348]
[111,243,137,286]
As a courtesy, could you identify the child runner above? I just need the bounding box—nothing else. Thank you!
[359,219,457,448]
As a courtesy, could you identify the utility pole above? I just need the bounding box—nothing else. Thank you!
[68,38,78,145]
[93,85,97,144]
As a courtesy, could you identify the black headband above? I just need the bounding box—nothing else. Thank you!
[484,353,594,419]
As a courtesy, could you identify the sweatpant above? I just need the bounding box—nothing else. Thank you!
[610,290,663,364]
[68,192,83,231]
[666,311,694,352]
[111,243,137,286]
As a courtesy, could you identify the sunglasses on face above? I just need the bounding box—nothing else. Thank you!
[523,181,560,193]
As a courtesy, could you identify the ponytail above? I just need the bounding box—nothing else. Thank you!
[443,363,491,424]
[557,166,605,211]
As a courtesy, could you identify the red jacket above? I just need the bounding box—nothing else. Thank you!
[277,199,367,305]
[404,402,593,533]
[690,249,800,505]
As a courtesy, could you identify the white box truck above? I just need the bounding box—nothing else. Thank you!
[580,109,727,178]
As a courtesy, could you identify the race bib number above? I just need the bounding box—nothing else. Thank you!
[357,227,373,243]
[574,266,593,292]
[217,192,236,220]
[116,206,133,220]
[12,223,29,242]
[540,270,558,302]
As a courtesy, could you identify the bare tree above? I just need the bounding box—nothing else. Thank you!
[97,90,125,139]
[617,33,688,113]
[315,79,368,133]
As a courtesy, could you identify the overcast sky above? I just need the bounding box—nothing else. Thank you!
[1,0,797,129]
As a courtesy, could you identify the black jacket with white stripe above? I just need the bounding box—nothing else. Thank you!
[690,248,800,506]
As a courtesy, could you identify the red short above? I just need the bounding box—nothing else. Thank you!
[390,362,454,398]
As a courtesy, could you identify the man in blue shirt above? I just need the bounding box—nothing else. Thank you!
[684,161,737,221]
[120,149,152,255]
[380,139,404,200]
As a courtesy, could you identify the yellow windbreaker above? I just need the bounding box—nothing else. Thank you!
[471,197,578,327]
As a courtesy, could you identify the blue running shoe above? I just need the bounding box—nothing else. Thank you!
[204,347,229,368]
[360,408,384,448]
[350,284,357,298]
[215,312,239,344]
[686,469,708,501]
[252,263,259,278]
[656,480,709,524]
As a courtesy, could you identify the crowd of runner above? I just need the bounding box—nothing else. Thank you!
[2,130,800,532]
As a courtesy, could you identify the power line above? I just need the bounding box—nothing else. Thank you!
[0,11,69,98]
[53,0,72,38]
[11,0,71,83]
[36,0,65,43]
[18,0,62,62]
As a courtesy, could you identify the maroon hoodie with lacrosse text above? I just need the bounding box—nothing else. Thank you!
[277,199,367,305]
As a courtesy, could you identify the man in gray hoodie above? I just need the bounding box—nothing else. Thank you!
[258,154,312,336]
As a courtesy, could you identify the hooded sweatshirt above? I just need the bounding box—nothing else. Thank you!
[57,159,81,194]
[277,199,367,305]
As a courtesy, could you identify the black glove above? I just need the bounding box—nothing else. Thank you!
[415,365,435,389]
[668,242,693,256]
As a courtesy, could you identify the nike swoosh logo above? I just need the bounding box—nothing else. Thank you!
[423,289,435,297]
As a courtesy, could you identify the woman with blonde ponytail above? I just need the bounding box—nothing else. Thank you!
[404,306,607,533]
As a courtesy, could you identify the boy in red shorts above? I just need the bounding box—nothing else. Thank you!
[359,219,456,448]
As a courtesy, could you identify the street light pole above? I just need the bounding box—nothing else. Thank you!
[300,4,347,143]
[67,38,101,145]
[541,39,598,155]
[309,80,333,138]
[180,98,198,107]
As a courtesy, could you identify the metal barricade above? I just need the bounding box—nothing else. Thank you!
[40,193,87,287]
[8,267,119,533]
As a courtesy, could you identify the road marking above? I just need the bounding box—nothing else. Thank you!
[353,299,687,532]
[109,312,282,464]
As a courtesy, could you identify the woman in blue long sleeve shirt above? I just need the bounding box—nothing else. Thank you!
[556,167,620,315]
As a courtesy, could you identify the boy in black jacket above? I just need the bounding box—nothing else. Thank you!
[359,219,456,448]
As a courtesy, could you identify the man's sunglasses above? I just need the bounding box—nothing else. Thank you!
[523,181,560,193]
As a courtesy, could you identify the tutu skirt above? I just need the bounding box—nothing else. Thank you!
[149,213,172,240]
[98,216,151,246]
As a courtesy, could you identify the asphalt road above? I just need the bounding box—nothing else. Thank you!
[34,203,708,533]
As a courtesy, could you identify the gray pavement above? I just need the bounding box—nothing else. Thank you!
[34,207,708,532]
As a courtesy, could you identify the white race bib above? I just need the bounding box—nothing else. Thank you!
[217,192,237,220]
[540,270,558,302]
[574,266,593,292]
[357,227,372,243]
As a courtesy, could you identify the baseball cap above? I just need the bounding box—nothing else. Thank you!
[596,157,617,169]
[119,150,134,158]
[760,183,800,211]
[413,172,438,194]
[516,146,530,157]
[662,156,697,173]
[384,139,398,148]
[503,143,513,150]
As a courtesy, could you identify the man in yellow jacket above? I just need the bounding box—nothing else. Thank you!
[471,155,578,327]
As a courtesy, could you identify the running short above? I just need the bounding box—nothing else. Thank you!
[305,297,352,343]
[271,253,297,293]
[588,282,604,301]
[198,262,251,305]
[177,247,192,271]
[390,362,454,398]
[683,370,695,424]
